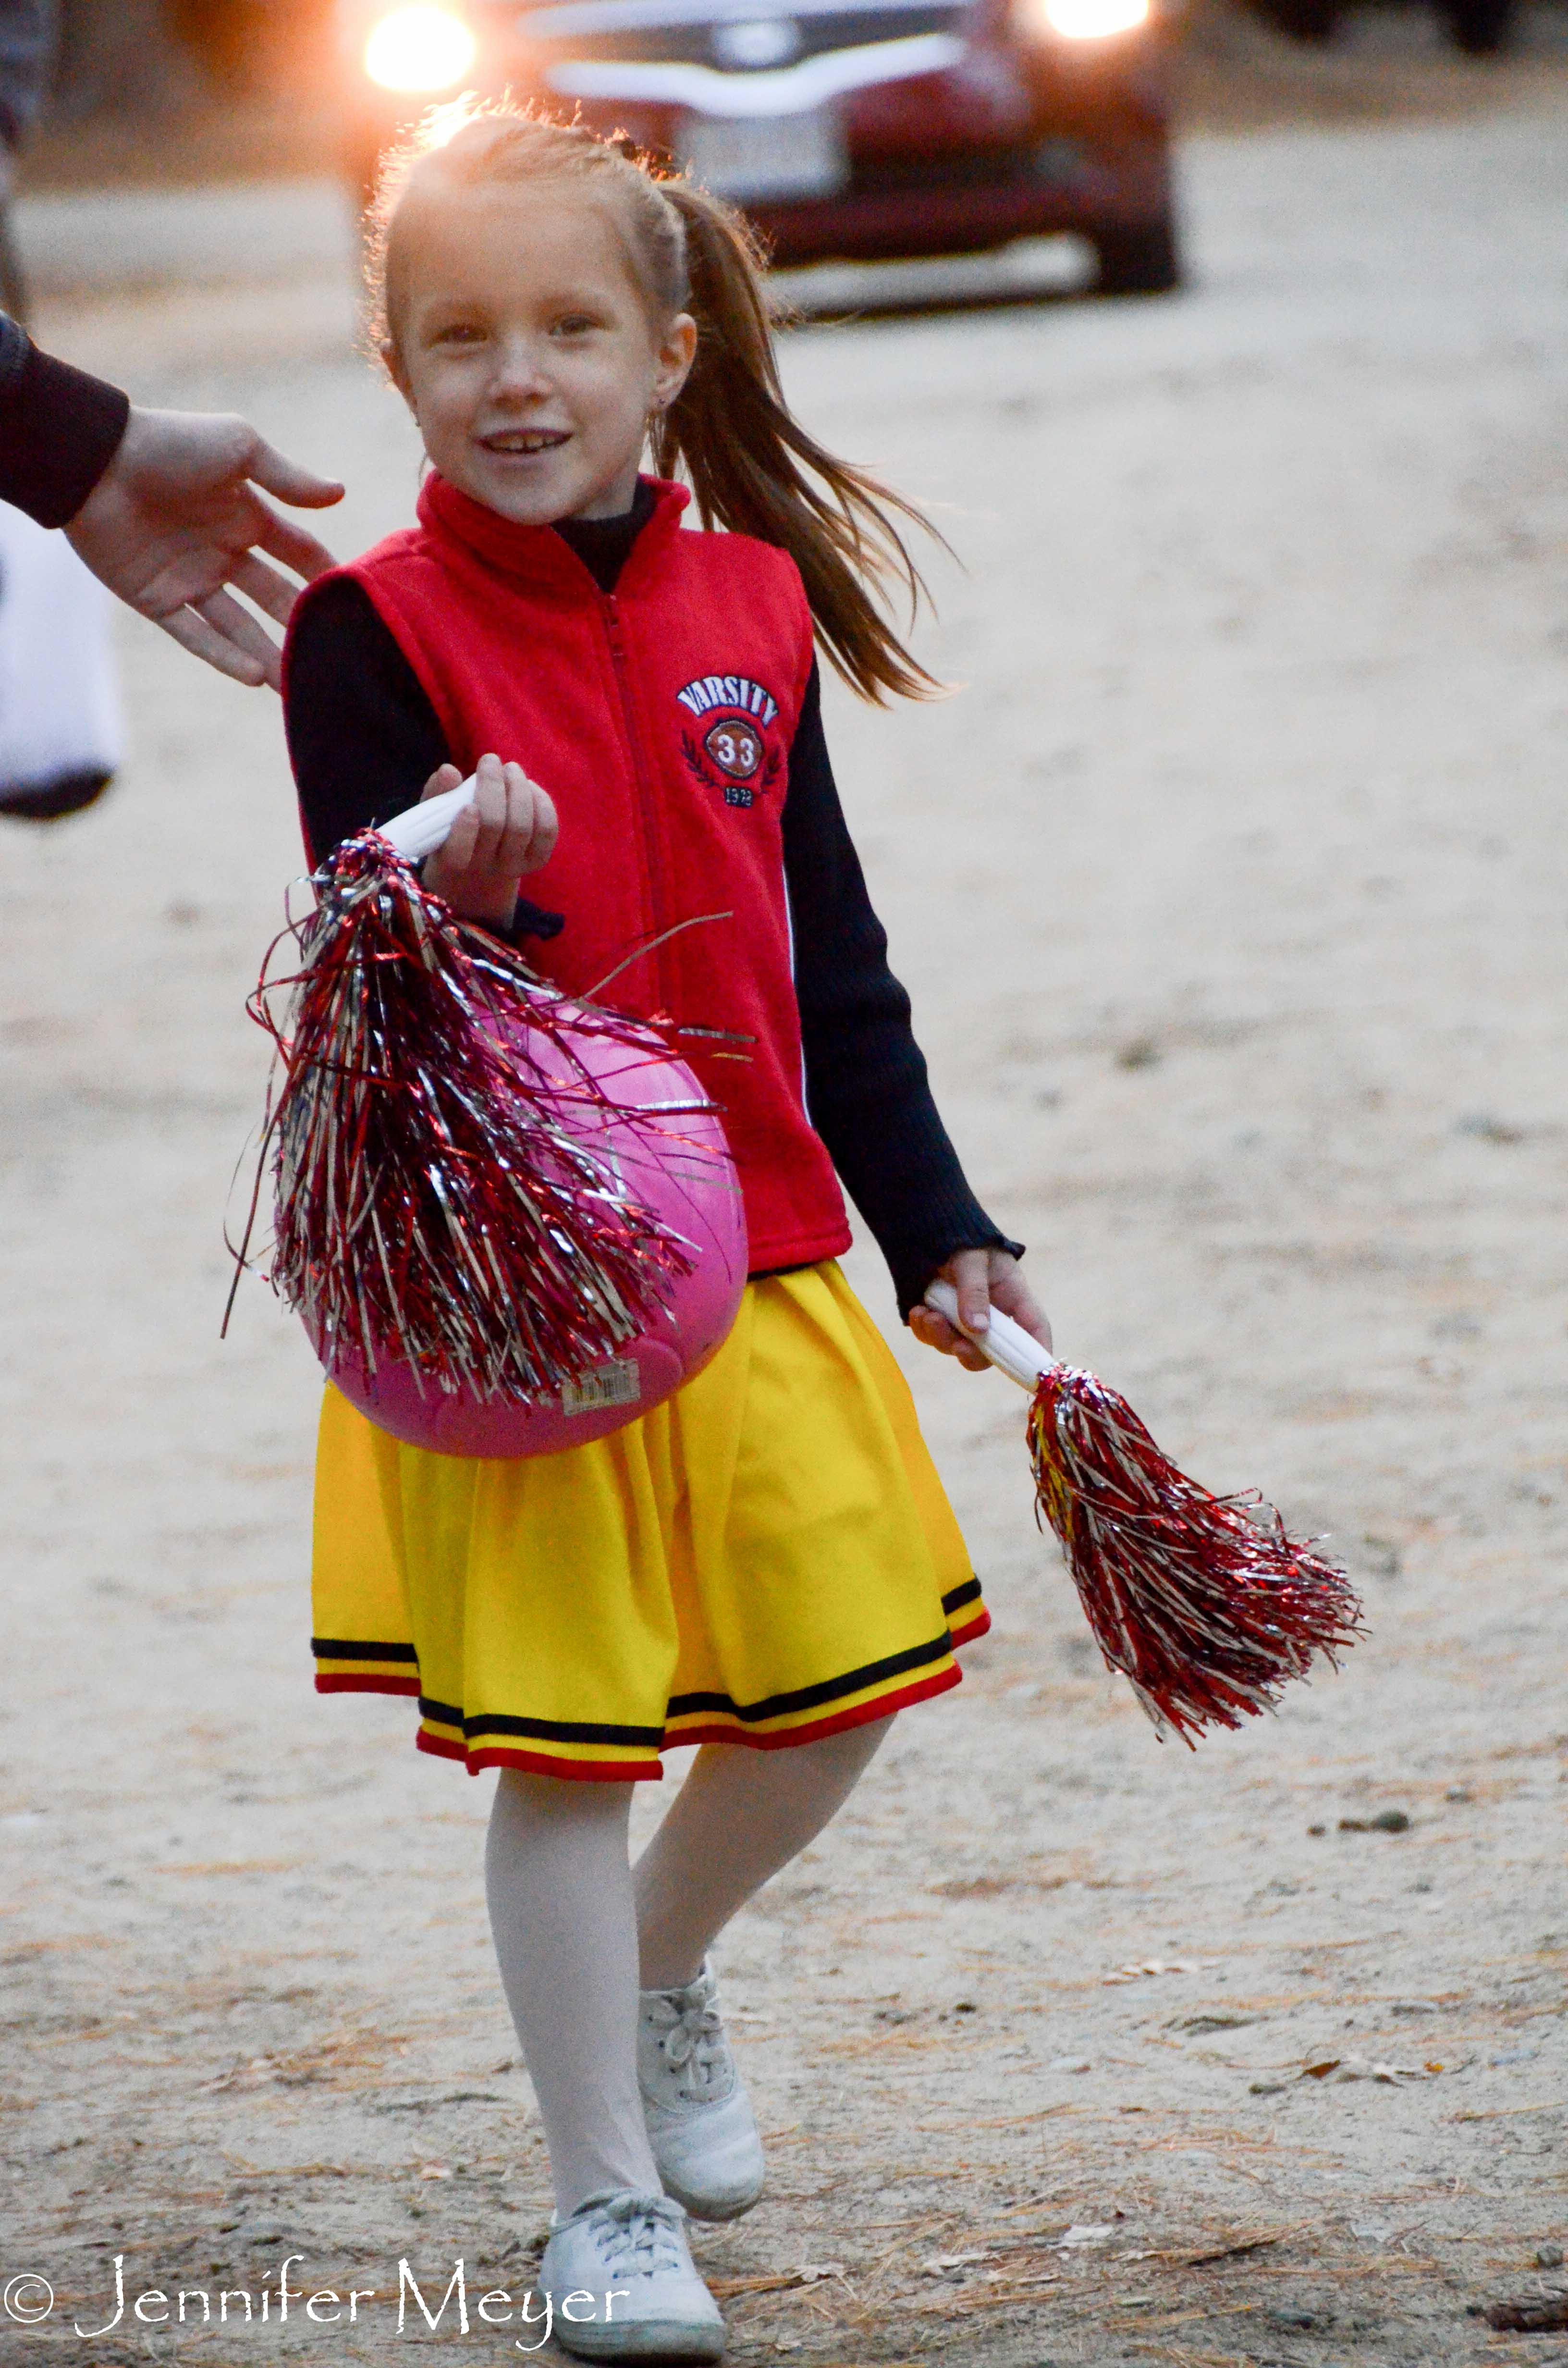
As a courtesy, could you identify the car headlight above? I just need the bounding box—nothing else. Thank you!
[1040,0,1150,34]
[364,5,478,91]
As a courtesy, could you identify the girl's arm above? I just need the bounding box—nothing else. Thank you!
[283,575,563,939]
[284,575,451,862]
[783,664,1050,1365]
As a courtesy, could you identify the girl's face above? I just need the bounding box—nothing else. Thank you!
[386,182,696,525]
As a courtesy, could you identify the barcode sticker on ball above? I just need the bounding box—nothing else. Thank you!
[560,1359,642,1416]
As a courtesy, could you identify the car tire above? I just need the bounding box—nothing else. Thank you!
[1446,0,1512,49]
[1092,216,1182,298]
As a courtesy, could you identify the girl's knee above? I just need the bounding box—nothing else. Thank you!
[493,1766,635,1824]
[817,1712,895,1770]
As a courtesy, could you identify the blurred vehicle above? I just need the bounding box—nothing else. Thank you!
[337,0,1180,295]
[1248,0,1513,50]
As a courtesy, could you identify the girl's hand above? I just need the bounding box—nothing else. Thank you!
[908,1247,1053,1374]
[419,753,559,926]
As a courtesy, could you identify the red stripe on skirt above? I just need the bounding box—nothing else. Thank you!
[425,1729,666,1782]
[664,1660,963,1753]
[317,1672,422,1697]
[321,1627,982,1776]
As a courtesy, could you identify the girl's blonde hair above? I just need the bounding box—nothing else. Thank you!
[368,105,940,703]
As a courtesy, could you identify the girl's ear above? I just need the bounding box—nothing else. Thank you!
[381,338,416,412]
[651,312,698,413]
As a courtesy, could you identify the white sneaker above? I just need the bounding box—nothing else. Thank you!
[539,2189,724,2362]
[638,1964,765,2221]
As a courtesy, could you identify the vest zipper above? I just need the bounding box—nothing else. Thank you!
[600,591,669,1005]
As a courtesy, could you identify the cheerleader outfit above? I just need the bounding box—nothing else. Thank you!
[282,474,1021,1782]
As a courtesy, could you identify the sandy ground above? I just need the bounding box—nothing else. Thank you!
[3,85,1568,2368]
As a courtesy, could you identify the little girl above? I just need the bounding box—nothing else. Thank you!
[283,106,1051,2362]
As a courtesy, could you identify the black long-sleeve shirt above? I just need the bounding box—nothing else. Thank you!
[283,500,1020,1317]
[0,312,129,527]
[0,0,57,153]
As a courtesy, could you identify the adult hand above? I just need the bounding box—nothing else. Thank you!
[65,407,343,689]
[420,754,560,927]
[908,1247,1052,1373]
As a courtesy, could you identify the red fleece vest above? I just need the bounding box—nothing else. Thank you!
[307,472,851,1279]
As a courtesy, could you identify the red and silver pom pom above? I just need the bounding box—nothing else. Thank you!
[925,1283,1364,1745]
[229,806,701,1405]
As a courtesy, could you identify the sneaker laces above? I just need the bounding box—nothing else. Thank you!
[585,2190,689,2278]
[646,1978,730,2100]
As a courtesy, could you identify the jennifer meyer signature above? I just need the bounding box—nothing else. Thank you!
[2,2255,605,2349]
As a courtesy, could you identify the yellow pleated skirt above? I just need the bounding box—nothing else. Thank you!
[310,1259,986,1780]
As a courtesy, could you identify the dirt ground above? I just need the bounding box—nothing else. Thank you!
[3,72,1567,2368]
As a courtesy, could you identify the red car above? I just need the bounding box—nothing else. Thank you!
[338,0,1180,293]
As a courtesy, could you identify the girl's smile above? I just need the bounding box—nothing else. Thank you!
[385,185,695,526]
[483,429,568,454]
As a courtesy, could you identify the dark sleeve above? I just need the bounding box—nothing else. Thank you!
[0,2,59,149]
[282,574,563,943]
[0,317,131,528]
[783,661,1023,1319]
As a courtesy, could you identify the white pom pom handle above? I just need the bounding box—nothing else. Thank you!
[377,775,480,863]
[923,1279,1057,1393]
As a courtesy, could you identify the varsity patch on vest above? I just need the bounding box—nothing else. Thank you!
[676,673,784,808]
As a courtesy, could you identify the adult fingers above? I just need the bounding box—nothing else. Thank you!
[153,604,270,688]
[227,549,310,630]
[242,433,346,513]
[250,494,341,584]
[190,588,285,688]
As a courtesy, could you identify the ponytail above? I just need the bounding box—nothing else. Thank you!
[650,181,942,703]
[374,106,944,703]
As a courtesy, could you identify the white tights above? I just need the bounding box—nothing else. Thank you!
[484,1720,889,2216]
